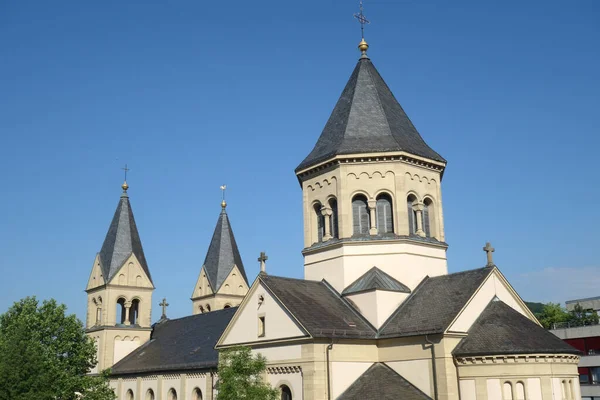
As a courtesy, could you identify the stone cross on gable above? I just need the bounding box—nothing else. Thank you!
[483,242,495,267]
[258,251,268,273]
[159,298,169,319]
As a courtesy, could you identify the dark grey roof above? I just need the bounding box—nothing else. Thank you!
[378,267,493,338]
[296,57,445,173]
[202,208,248,292]
[98,191,152,285]
[337,363,431,400]
[453,301,581,357]
[111,307,237,375]
[260,275,377,339]
[343,267,411,296]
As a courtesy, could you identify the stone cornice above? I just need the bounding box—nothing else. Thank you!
[267,366,302,374]
[455,354,580,365]
[302,235,448,255]
[296,152,446,183]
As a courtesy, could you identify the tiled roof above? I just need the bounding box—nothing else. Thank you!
[111,307,237,375]
[378,267,493,338]
[453,301,581,357]
[98,191,152,284]
[296,57,445,173]
[337,363,431,400]
[202,208,248,292]
[342,267,411,296]
[260,275,377,339]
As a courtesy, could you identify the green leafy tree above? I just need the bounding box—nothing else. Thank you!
[569,303,599,326]
[217,346,279,400]
[536,302,570,329]
[0,297,115,400]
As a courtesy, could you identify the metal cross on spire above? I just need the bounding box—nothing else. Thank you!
[354,0,370,39]
[121,164,130,181]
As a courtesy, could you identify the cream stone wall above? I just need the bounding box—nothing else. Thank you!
[346,290,409,328]
[218,282,306,346]
[304,240,447,293]
[191,265,248,315]
[448,270,536,334]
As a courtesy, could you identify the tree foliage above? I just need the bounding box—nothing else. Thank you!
[0,297,115,400]
[217,346,279,400]
[533,301,599,329]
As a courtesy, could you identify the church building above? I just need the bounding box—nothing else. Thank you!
[85,22,581,400]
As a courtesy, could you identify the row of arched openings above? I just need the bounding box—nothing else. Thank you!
[503,382,525,400]
[116,298,140,325]
[126,387,202,400]
[314,198,338,241]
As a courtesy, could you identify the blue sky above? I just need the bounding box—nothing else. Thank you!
[1,0,598,322]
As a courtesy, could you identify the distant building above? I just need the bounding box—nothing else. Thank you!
[551,297,600,400]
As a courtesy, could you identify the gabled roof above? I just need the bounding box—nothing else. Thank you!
[296,57,445,173]
[378,267,494,338]
[260,275,377,339]
[337,363,431,400]
[111,307,237,375]
[202,207,248,292]
[453,301,581,357]
[342,267,411,296]
[98,190,152,284]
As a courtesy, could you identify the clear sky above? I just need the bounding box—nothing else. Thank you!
[1,0,599,323]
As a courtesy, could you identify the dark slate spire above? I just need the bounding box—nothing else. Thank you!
[202,204,248,292]
[296,57,445,172]
[98,183,152,285]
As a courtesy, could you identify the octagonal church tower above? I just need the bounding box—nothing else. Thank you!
[296,39,448,302]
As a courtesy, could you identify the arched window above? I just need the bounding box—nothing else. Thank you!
[407,195,418,235]
[206,304,211,312]
[280,385,292,400]
[329,198,339,239]
[129,299,140,325]
[314,203,325,242]
[199,305,204,313]
[116,298,126,324]
[503,382,513,400]
[515,382,525,400]
[126,389,134,400]
[145,389,155,400]
[352,195,370,235]
[376,193,394,234]
[192,387,203,400]
[423,198,434,238]
[168,388,178,400]
[224,304,231,309]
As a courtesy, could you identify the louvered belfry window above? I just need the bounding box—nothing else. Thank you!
[352,195,370,235]
[329,198,339,239]
[376,194,394,234]
[423,201,430,237]
[407,195,417,234]
[314,204,325,242]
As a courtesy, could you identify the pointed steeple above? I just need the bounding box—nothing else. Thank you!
[98,182,152,285]
[202,203,248,292]
[296,56,445,172]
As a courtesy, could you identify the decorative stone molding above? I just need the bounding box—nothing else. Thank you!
[187,372,208,378]
[141,375,158,381]
[455,354,580,365]
[267,366,302,374]
[162,374,181,380]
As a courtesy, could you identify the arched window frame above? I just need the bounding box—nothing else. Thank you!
[503,382,513,400]
[145,389,155,400]
[406,194,418,235]
[313,202,325,243]
[328,197,339,239]
[125,389,134,400]
[116,297,127,325]
[167,388,178,400]
[352,194,370,236]
[280,384,293,400]
[192,387,203,400]
[423,196,435,238]
[129,298,140,325]
[515,381,526,400]
[375,192,394,234]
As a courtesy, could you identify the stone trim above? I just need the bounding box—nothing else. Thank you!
[187,372,208,378]
[267,366,302,374]
[455,354,580,365]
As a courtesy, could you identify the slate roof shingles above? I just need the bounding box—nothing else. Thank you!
[111,307,237,375]
[342,267,411,295]
[453,301,581,357]
[296,58,445,173]
[337,363,431,400]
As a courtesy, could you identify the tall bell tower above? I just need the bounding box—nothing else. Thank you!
[295,37,449,306]
[85,180,154,372]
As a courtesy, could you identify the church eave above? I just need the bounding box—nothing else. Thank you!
[302,235,449,255]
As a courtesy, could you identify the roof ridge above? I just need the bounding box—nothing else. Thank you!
[156,307,239,325]
[377,275,430,336]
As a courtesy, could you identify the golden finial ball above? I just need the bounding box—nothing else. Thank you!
[122,181,129,191]
[221,200,227,209]
[358,38,369,53]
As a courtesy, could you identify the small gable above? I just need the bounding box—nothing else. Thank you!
[218,279,308,347]
[86,255,106,290]
[107,254,153,288]
[342,267,411,296]
[191,266,214,299]
[337,363,431,400]
[453,300,581,357]
[216,265,249,295]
